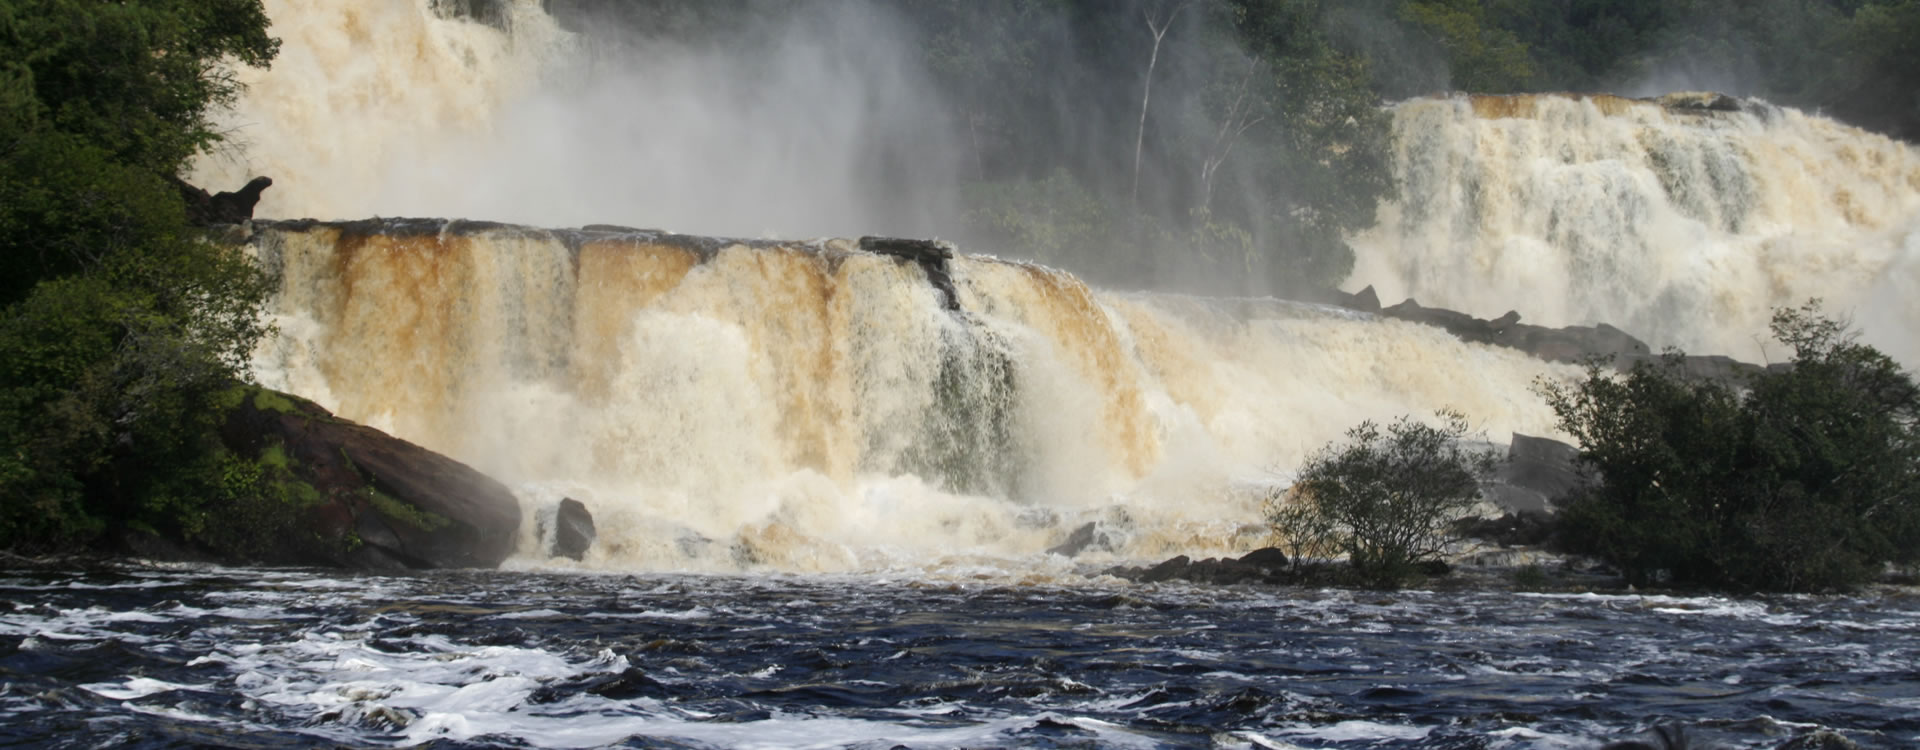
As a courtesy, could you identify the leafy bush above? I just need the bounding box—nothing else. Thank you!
[1268,410,1496,587]
[1539,302,1920,592]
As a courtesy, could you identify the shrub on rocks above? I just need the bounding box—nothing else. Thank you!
[1268,410,1496,587]
[1539,302,1920,592]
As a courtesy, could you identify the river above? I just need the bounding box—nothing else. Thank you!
[4,565,1915,748]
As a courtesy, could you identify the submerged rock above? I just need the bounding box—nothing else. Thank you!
[1602,722,1692,750]
[218,386,521,569]
[1777,730,1861,749]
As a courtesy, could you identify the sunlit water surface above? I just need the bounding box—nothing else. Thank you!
[2,566,1916,749]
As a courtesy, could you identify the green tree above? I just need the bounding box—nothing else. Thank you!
[1824,0,1920,140]
[1223,0,1395,292]
[1399,0,1535,91]
[883,0,1397,295]
[1272,410,1496,586]
[1,0,278,303]
[0,0,278,552]
[1540,302,1920,591]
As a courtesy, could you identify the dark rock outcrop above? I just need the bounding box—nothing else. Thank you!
[1238,546,1290,570]
[1348,284,1381,313]
[538,497,596,561]
[1453,510,1555,548]
[1047,522,1101,557]
[860,236,960,311]
[1485,433,1588,514]
[1108,548,1293,586]
[428,0,512,29]
[172,175,272,226]
[219,386,521,569]
[210,176,273,223]
[1375,296,1652,362]
[1048,520,1131,558]
[1331,293,1779,384]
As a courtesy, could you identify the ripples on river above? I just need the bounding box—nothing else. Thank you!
[1,566,1915,748]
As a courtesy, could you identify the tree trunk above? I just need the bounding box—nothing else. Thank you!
[1132,1,1193,209]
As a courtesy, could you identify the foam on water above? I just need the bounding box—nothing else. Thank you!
[8,566,1913,747]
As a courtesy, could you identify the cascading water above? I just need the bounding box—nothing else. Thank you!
[1350,93,1920,366]
[246,222,1572,572]
[17,4,1920,747]
[205,1,1920,573]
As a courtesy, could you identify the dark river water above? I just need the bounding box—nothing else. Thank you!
[1,565,1915,749]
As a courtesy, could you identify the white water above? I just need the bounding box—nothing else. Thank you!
[209,2,1920,572]
[190,0,960,239]
[247,226,1572,572]
[1350,93,1920,366]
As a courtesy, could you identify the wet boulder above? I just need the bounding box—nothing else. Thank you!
[1777,730,1860,749]
[1237,547,1290,571]
[1047,522,1100,557]
[1602,723,1692,750]
[859,236,960,311]
[537,498,596,561]
[1486,433,1588,514]
[218,386,522,569]
[1107,549,1292,586]
[1183,556,1270,585]
[1138,555,1192,583]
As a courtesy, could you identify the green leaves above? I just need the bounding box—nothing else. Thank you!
[1273,409,1496,587]
[1540,303,1920,591]
[3,0,277,173]
[1399,0,1534,91]
[0,0,276,554]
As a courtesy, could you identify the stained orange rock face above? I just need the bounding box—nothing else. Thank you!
[1468,93,1639,120]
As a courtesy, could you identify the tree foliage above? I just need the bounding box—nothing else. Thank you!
[881,0,1398,295]
[1269,410,1496,586]
[1376,0,1920,140]
[0,0,278,552]
[1540,303,1920,592]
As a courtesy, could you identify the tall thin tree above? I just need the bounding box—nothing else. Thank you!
[1132,0,1194,208]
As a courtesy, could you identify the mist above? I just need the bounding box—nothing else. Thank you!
[193,0,1381,298]
[390,2,970,239]
[195,0,968,240]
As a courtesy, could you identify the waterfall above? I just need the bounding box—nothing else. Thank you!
[208,2,1920,572]
[1350,93,1920,366]
[246,222,1572,571]
[189,0,960,239]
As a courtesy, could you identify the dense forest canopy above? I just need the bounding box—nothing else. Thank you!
[1,0,278,550]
